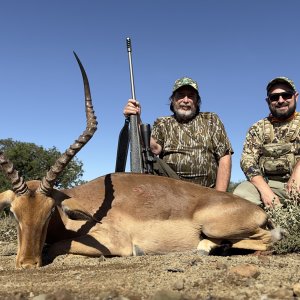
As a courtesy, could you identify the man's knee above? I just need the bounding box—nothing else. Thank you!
[233,181,262,205]
[268,180,288,202]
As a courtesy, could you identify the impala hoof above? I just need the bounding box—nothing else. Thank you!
[198,250,209,256]
[133,245,145,256]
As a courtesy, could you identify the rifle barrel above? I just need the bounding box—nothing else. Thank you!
[126,37,143,173]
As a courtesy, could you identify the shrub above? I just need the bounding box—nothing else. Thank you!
[265,182,300,254]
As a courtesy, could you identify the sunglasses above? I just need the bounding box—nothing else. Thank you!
[268,91,294,102]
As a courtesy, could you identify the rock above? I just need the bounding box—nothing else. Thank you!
[151,290,183,300]
[228,264,260,278]
[293,282,300,296]
[173,279,185,290]
[215,262,227,270]
[32,289,73,300]
[97,290,130,300]
[187,257,202,266]
[12,292,26,300]
[267,287,294,299]
[53,289,74,300]
[32,294,55,300]
[257,255,271,264]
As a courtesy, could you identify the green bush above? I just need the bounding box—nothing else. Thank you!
[227,181,241,193]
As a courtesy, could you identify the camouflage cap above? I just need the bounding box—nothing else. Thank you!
[266,77,297,94]
[172,77,199,93]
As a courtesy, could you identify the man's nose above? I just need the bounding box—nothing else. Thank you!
[277,96,285,103]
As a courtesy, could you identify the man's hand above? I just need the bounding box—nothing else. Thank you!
[123,99,162,155]
[123,99,141,118]
[251,175,281,208]
[260,190,281,208]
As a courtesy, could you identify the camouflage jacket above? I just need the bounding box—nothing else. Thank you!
[241,113,300,180]
[151,112,233,187]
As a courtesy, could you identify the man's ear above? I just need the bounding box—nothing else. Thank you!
[295,92,299,103]
[61,198,94,222]
[0,190,15,212]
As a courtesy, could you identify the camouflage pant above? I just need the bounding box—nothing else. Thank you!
[233,180,288,206]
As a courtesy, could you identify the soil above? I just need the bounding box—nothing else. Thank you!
[0,218,300,300]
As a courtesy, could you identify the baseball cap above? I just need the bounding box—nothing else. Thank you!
[266,77,297,94]
[172,77,199,93]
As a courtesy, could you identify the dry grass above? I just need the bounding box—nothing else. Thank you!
[0,213,17,243]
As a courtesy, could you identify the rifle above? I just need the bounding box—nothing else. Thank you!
[115,38,155,174]
[126,37,144,173]
[140,123,154,174]
[115,38,144,173]
[115,117,130,172]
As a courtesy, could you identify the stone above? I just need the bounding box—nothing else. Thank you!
[228,264,260,278]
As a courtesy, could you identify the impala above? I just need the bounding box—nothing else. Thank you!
[0,54,284,269]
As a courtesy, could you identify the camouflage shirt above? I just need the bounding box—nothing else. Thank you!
[241,113,300,180]
[151,112,233,187]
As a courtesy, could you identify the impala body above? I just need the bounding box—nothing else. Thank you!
[47,173,283,258]
[0,54,284,269]
[0,173,283,269]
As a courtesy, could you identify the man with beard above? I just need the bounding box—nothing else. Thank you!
[123,77,233,192]
[234,77,300,207]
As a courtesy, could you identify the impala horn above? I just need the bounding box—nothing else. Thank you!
[38,52,97,195]
[0,152,29,195]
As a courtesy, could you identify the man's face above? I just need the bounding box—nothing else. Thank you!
[172,86,198,121]
[267,83,298,119]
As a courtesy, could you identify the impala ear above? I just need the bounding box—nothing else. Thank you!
[61,198,94,222]
[0,190,15,212]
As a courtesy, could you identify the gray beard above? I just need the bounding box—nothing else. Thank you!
[174,107,197,122]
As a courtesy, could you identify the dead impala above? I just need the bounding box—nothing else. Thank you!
[0,54,284,269]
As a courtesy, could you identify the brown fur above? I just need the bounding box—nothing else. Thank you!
[0,173,283,268]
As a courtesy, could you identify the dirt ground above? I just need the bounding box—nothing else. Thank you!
[0,219,300,300]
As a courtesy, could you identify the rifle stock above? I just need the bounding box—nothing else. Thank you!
[115,118,129,172]
[140,123,154,174]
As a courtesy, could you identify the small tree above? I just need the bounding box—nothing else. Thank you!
[0,139,86,192]
[227,181,241,193]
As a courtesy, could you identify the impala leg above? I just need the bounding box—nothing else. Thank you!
[230,239,269,251]
[197,238,222,255]
[45,228,133,263]
[46,235,111,259]
[229,228,274,251]
[197,227,274,255]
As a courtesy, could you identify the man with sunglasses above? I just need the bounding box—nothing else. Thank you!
[123,77,233,192]
[234,77,300,207]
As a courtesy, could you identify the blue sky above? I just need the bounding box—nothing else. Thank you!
[1,0,300,183]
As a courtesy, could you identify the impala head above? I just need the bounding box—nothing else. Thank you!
[0,52,97,268]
